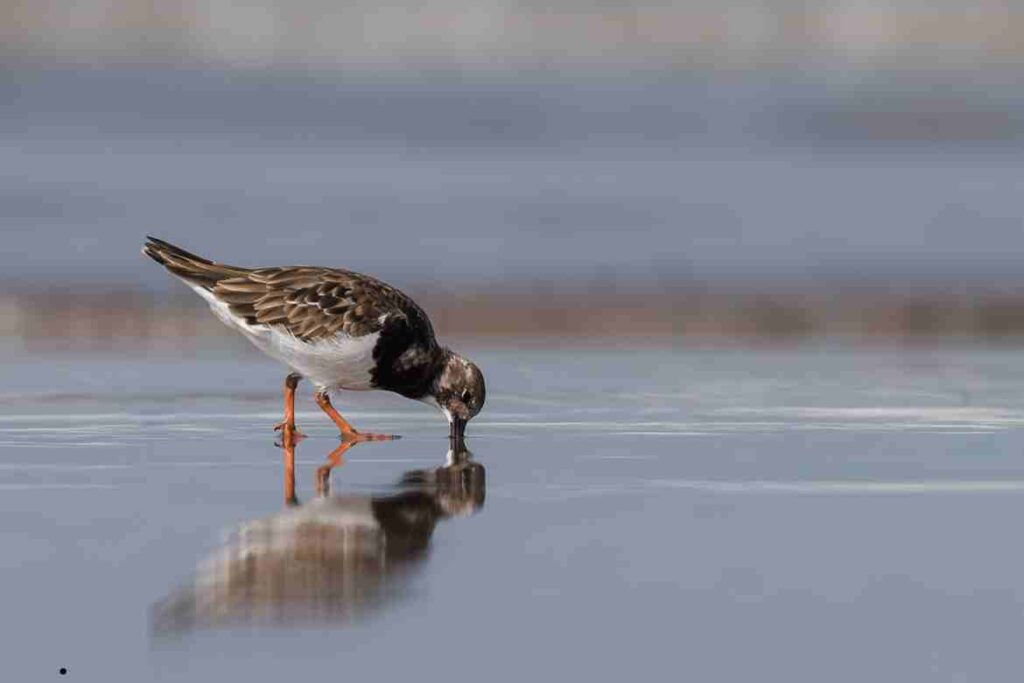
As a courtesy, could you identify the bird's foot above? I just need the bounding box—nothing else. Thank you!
[340,430,400,443]
[274,421,306,445]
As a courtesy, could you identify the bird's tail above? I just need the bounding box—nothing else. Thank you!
[142,236,249,290]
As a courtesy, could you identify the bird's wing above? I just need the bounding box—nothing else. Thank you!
[212,266,436,344]
[143,236,250,287]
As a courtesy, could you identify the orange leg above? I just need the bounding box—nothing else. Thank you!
[273,373,306,442]
[281,426,299,506]
[314,390,398,442]
[315,440,361,497]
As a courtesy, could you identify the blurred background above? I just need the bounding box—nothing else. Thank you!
[3,0,1024,352]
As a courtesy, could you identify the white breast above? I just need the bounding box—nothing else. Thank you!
[191,285,380,391]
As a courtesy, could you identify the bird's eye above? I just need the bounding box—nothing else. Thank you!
[461,390,471,403]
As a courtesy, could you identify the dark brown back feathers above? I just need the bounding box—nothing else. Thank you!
[142,236,438,346]
[142,236,249,288]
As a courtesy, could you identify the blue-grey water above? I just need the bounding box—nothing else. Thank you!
[4,68,1024,287]
[4,346,1024,680]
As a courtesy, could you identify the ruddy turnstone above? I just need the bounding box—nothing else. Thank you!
[142,237,485,443]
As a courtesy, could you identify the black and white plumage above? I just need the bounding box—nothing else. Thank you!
[142,237,485,441]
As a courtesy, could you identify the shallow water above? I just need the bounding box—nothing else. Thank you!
[4,346,1024,680]
[5,69,1024,286]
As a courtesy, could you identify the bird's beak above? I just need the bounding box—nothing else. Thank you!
[449,416,467,447]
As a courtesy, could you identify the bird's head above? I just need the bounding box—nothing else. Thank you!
[428,350,486,445]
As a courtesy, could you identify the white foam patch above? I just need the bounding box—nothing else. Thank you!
[521,478,1024,500]
[0,484,115,491]
[0,463,131,470]
[647,478,1024,494]
[719,406,1022,423]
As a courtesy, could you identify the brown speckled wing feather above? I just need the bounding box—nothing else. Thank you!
[144,237,444,396]
[213,266,435,343]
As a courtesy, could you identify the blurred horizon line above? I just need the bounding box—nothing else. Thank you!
[10,282,1024,350]
[3,1,1024,73]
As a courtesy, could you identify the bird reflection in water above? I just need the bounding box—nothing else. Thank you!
[152,435,484,633]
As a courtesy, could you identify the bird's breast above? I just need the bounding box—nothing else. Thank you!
[267,329,382,391]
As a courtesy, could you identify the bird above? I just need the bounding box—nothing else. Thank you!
[142,237,485,443]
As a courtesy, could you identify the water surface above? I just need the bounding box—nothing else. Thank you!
[3,347,1024,680]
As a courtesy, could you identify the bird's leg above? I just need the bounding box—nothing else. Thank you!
[282,427,299,506]
[314,390,399,442]
[273,373,305,442]
[315,439,361,497]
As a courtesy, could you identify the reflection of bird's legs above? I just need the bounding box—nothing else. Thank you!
[282,429,299,506]
[316,440,361,497]
[274,373,305,442]
[314,390,398,442]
